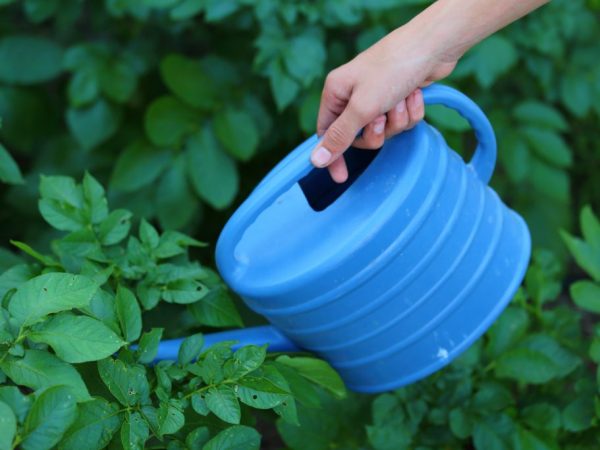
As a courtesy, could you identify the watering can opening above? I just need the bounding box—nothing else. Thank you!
[223,129,426,296]
[298,145,382,212]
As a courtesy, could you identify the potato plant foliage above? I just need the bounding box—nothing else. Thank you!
[0,0,598,449]
[0,174,346,450]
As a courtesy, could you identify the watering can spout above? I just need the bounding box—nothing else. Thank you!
[155,325,300,361]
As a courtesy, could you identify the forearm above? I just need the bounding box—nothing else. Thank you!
[405,0,549,62]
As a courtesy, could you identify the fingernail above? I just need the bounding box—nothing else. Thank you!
[311,146,332,167]
[373,119,385,134]
[395,101,406,113]
[414,89,423,102]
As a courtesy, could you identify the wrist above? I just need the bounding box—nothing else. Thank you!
[403,0,467,64]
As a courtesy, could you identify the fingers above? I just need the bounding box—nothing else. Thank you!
[311,98,370,168]
[384,99,410,138]
[327,156,349,183]
[352,115,387,150]
[316,70,353,137]
[405,88,425,130]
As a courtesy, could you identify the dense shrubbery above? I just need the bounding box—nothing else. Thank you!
[0,0,599,449]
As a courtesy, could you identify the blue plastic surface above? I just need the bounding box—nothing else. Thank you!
[157,84,531,393]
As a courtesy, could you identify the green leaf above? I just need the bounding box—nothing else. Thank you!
[560,71,591,117]
[570,280,600,313]
[426,104,471,132]
[205,385,241,424]
[499,134,530,183]
[472,414,514,450]
[227,345,267,379]
[29,312,125,363]
[39,175,82,207]
[485,306,529,358]
[115,285,142,342]
[472,382,514,412]
[10,240,60,267]
[0,400,16,450]
[145,95,201,147]
[154,230,205,258]
[561,231,600,281]
[495,348,560,384]
[563,396,594,432]
[283,31,325,85]
[111,140,172,193]
[581,205,600,250]
[99,60,137,104]
[202,425,260,450]
[8,273,98,326]
[276,356,346,399]
[522,127,572,168]
[204,0,240,21]
[273,395,299,426]
[186,128,239,210]
[0,264,35,300]
[162,279,207,304]
[59,398,122,450]
[0,350,90,401]
[156,155,199,230]
[158,399,185,435]
[513,101,567,131]
[299,90,320,134]
[139,219,159,249]
[82,172,108,224]
[38,198,86,232]
[237,377,288,409]
[191,393,210,416]
[214,108,259,161]
[136,328,163,364]
[273,362,320,408]
[0,143,23,184]
[178,332,204,365]
[67,70,98,107]
[98,209,132,246]
[189,286,243,328]
[521,403,561,431]
[268,59,300,111]
[449,408,473,439]
[529,157,569,203]
[160,54,216,109]
[67,99,122,151]
[98,358,150,406]
[120,412,149,450]
[0,35,63,84]
[0,386,32,423]
[24,0,59,23]
[21,386,77,450]
[186,427,210,449]
[463,35,517,88]
[512,426,555,450]
[495,334,580,384]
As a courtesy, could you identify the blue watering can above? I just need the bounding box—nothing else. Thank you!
[156,84,531,393]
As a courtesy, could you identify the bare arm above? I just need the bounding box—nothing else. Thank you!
[312,0,549,183]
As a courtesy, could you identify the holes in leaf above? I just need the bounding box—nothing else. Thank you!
[252,394,258,400]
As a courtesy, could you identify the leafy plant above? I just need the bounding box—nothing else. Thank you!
[0,174,345,449]
[0,0,598,448]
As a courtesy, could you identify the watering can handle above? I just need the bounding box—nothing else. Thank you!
[421,84,496,184]
[154,325,300,361]
[216,83,496,283]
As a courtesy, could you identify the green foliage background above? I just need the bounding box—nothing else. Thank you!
[0,0,599,449]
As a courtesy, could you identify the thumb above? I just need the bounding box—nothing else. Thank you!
[310,100,368,168]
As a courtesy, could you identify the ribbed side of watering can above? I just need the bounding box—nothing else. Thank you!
[216,84,531,393]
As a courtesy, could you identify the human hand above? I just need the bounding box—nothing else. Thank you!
[310,24,457,183]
